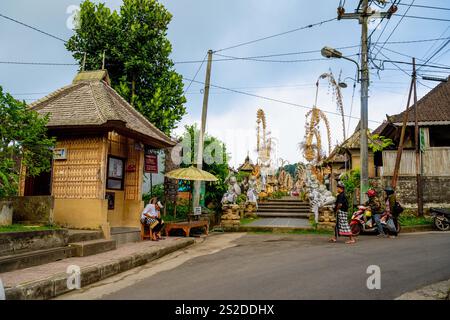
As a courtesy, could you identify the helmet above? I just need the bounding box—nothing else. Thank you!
[367,189,376,197]
[384,186,394,195]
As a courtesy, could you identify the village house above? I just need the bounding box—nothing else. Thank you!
[19,69,175,231]
[373,77,450,209]
[325,123,377,194]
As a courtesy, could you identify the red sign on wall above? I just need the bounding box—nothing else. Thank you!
[144,154,158,173]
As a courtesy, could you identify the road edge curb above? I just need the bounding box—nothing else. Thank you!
[4,238,195,300]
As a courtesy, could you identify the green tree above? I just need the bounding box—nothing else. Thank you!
[66,0,186,135]
[178,125,230,210]
[0,87,55,197]
[340,168,360,212]
[369,134,394,153]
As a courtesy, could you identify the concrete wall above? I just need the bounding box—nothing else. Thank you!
[376,176,450,208]
[107,190,125,228]
[9,196,54,224]
[53,199,107,229]
[0,229,68,256]
[106,191,143,228]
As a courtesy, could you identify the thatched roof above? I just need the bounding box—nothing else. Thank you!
[29,70,175,148]
[389,77,450,125]
[237,155,255,172]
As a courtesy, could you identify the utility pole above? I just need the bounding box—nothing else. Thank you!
[337,0,397,204]
[413,58,424,216]
[391,69,414,189]
[360,0,370,204]
[193,49,213,210]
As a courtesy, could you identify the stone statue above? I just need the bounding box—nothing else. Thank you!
[221,176,241,204]
[304,165,336,223]
[246,175,258,205]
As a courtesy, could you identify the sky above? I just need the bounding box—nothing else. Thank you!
[1,0,449,168]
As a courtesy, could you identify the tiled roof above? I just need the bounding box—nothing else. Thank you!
[389,78,450,124]
[29,70,175,147]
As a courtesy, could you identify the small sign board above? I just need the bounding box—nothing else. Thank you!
[194,206,202,215]
[53,148,67,160]
[144,154,158,173]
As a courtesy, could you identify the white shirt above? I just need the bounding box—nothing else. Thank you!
[141,204,158,220]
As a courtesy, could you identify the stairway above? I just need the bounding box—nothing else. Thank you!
[243,197,312,229]
[68,230,116,257]
[257,198,311,219]
[0,230,117,272]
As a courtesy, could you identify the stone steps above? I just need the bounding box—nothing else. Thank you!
[69,239,117,257]
[256,212,310,218]
[0,247,73,273]
[111,227,141,245]
[68,230,103,243]
[258,207,310,212]
[257,199,311,221]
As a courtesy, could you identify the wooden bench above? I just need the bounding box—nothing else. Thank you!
[165,220,209,237]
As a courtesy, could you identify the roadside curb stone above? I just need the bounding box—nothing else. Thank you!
[4,238,194,300]
[396,279,450,300]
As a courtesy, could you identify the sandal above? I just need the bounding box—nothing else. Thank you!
[328,238,337,243]
[345,240,356,244]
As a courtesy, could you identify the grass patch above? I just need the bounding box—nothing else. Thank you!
[0,224,61,233]
[398,215,433,226]
[241,217,259,225]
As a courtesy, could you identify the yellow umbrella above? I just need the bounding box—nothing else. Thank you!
[165,166,218,182]
[164,166,218,219]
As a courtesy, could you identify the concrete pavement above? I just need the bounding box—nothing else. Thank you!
[1,236,195,300]
[57,231,450,300]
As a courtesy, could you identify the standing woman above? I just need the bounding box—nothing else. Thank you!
[329,181,356,244]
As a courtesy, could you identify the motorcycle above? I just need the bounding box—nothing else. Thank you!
[430,208,450,231]
[350,205,401,236]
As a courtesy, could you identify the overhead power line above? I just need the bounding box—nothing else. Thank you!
[214,17,336,53]
[183,77,382,124]
[417,39,450,71]
[397,3,450,11]
[183,52,208,95]
[372,0,416,61]
[400,14,450,22]
[0,13,67,43]
[0,61,77,66]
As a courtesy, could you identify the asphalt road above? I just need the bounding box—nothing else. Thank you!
[60,231,450,300]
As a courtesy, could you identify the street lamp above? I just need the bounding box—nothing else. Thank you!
[321,45,369,204]
[321,47,360,82]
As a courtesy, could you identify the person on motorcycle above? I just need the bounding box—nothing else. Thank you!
[383,186,398,238]
[365,189,386,237]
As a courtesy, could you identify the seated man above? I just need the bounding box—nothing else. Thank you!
[140,198,165,241]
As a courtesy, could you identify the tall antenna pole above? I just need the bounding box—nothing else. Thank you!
[193,50,213,211]
[102,50,106,70]
[82,52,87,71]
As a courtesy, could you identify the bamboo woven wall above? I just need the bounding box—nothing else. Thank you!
[106,132,143,201]
[382,150,416,176]
[108,131,128,158]
[124,138,143,201]
[422,147,450,176]
[52,136,106,199]
[382,147,450,177]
